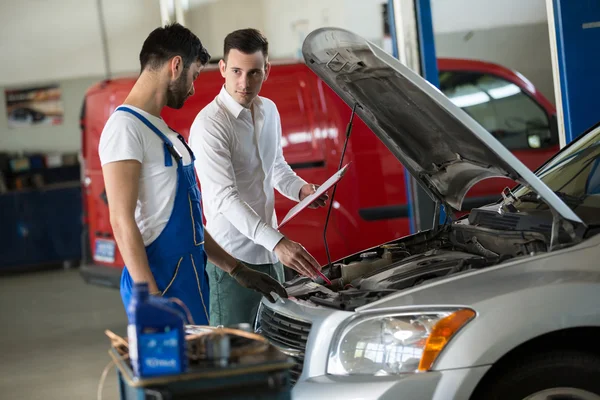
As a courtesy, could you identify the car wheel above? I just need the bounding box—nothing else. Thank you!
[472,350,600,400]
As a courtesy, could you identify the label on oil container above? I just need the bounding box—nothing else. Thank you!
[139,328,181,376]
[127,324,138,365]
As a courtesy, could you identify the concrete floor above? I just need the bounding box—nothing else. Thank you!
[0,267,127,400]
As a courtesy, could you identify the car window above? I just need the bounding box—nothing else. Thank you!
[439,71,558,150]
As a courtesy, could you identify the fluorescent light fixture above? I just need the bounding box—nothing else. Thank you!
[488,83,521,100]
[449,91,490,108]
[288,132,312,144]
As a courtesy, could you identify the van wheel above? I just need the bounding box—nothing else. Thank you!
[472,350,600,400]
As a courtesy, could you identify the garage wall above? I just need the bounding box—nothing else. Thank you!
[432,0,547,34]
[187,0,386,60]
[343,0,388,44]
[0,0,160,86]
[101,1,162,76]
[187,0,267,60]
[0,76,101,153]
[0,0,554,153]
[260,0,345,59]
[0,0,158,154]
[0,0,105,86]
[0,0,550,85]
[434,22,556,105]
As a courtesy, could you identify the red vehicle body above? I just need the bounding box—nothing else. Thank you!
[80,58,558,286]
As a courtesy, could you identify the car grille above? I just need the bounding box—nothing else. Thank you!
[256,305,312,383]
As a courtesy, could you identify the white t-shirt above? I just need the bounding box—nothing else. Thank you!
[98,105,192,246]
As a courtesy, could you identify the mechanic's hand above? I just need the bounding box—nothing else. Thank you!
[299,184,328,209]
[229,262,288,303]
[274,238,321,278]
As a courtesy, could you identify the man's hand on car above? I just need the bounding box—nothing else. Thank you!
[229,261,288,303]
[299,184,328,209]
[274,237,321,279]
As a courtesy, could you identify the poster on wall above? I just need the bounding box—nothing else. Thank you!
[5,84,64,128]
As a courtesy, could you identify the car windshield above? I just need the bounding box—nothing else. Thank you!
[512,124,600,223]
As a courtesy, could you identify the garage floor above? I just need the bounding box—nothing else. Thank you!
[0,267,126,400]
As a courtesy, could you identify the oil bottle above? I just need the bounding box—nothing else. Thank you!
[127,282,187,378]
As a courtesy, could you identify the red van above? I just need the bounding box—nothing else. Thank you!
[80,58,559,286]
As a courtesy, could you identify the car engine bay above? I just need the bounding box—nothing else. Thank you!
[284,223,550,310]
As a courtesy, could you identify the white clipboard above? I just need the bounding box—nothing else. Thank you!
[278,162,351,229]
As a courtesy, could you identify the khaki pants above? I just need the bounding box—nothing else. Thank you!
[205,260,284,327]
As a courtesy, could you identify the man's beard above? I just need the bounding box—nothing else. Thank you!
[166,74,189,109]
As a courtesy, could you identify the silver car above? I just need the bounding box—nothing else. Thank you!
[255,28,600,400]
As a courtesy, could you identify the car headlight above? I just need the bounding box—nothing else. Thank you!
[327,309,475,376]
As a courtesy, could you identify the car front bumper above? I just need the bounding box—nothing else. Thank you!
[292,365,491,400]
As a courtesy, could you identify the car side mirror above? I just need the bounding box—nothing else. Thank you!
[525,116,558,149]
[527,134,542,149]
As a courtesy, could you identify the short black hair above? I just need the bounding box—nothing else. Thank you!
[223,28,268,61]
[139,23,210,72]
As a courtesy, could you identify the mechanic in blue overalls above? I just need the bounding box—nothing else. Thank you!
[98,23,287,325]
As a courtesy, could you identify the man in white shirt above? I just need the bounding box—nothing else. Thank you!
[189,28,327,326]
[99,23,287,325]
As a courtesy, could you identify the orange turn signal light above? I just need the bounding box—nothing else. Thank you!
[418,309,476,371]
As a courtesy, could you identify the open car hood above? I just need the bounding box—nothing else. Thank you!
[302,27,582,224]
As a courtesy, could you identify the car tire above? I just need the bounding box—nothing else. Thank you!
[472,350,600,400]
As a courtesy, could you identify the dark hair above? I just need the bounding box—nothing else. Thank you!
[139,23,210,72]
[223,28,269,61]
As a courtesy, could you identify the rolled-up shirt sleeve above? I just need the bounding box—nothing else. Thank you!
[189,116,284,252]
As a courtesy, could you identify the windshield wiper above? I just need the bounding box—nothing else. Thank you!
[499,188,583,250]
[517,191,584,207]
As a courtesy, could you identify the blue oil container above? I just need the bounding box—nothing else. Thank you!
[127,283,187,378]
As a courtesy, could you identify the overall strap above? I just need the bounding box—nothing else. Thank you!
[174,133,196,163]
[116,106,182,167]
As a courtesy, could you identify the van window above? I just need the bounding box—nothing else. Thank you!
[439,71,558,150]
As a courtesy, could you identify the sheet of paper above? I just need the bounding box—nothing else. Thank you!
[278,163,351,229]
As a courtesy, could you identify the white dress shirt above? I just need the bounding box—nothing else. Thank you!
[189,86,307,265]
